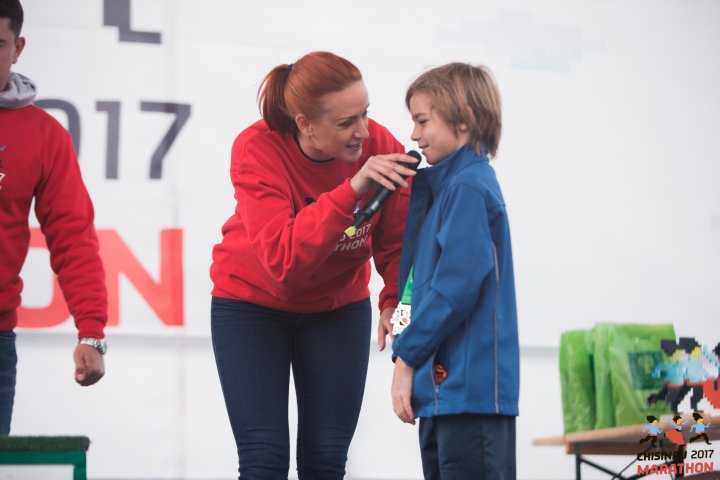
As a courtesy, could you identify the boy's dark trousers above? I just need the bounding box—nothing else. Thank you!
[419,413,516,480]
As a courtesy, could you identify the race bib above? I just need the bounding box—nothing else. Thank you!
[391,303,411,335]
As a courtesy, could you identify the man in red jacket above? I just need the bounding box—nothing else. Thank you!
[0,0,107,435]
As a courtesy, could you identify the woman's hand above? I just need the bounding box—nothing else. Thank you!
[350,153,418,195]
[392,356,416,424]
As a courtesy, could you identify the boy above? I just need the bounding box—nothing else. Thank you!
[391,62,519,480]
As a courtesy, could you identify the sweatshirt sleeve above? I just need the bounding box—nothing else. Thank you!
[33,125,107,339]
[392,184,495,368]
[231,139,362,290]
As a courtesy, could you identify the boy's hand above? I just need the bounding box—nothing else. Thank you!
[392,356,415,424]
[378,307,395,351]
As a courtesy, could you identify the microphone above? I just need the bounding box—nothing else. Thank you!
[344,150,421,237]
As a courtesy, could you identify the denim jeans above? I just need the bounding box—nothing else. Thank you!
[0,330,17,435]
[419,413,516,480]
[211,296,371,480]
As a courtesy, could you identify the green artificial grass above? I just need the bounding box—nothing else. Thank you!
[0,436,90,452]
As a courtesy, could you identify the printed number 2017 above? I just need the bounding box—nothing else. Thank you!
[690,450,714,459]
[36,99,191,180]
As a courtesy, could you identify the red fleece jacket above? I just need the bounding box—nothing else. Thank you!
[0,105,107,338]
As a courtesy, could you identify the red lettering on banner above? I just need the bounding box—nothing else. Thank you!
[17,228,184,328]
[16,231,70,328]
[99,229,184,327]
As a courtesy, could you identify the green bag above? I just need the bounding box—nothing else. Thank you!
[593,323,674,429]
[559,329,596,433]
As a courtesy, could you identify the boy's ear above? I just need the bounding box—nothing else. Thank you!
[464,105,475,122]
[13,36,26,63]
[455,105,474,136]
[455,122,470,141]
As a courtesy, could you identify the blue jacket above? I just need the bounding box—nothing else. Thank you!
[392,145,520,418]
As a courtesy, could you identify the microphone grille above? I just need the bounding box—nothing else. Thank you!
[406,150,422,171]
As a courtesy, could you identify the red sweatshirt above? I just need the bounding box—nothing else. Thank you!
[0,105,107,338]
[211,119,409,313]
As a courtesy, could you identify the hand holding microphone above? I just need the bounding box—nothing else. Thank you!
[345,150,421,237]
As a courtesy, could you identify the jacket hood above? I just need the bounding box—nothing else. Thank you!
[0,72,37,109]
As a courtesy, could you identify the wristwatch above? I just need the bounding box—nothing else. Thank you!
[78,337,107,355]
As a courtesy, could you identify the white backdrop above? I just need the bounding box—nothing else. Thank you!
[10,0,720,479]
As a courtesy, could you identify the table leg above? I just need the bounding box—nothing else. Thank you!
[575,444,582,480]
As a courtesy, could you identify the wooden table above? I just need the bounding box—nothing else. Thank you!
[533,413,718,479]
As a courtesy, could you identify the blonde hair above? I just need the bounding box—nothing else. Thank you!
[406,62,502,157]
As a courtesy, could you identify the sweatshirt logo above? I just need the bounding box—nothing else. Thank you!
[0,172,5,191]
[334,223,372,252]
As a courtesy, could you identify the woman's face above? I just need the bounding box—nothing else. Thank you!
[298,80,370,162]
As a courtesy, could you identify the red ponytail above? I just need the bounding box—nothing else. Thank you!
[257,52,362,135]
[258,64,295,134]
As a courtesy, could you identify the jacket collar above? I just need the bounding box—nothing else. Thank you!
[421,144,488,196]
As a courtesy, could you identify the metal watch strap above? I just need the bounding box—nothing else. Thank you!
[78,337,107,355]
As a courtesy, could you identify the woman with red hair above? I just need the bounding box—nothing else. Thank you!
[210,51,416,479]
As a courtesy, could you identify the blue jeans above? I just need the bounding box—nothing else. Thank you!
[211,297,371,480]
[419,414,516,480]
[0,330,17,435]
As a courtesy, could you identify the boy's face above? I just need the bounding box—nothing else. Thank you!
[408,92,469,165]
[0,18,25,92]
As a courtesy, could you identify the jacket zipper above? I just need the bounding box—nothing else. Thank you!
[492,242,500,414]
[432,351,440,415]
